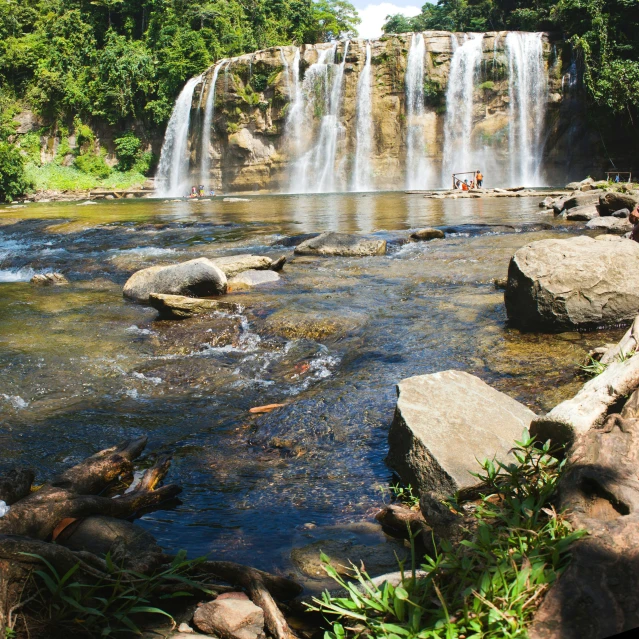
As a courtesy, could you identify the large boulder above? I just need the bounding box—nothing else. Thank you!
[563,192,602,211]
[599,191,638,215]
[387,371,535,499]
[586,216,633,234]
[294,232,387,257]
[504,236,639,330]
[123,258,227,303]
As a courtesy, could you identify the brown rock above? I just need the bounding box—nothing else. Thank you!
[148,293,240,319]
[31,272,68,286]
[193,598,265,639]
[410,228,445,241]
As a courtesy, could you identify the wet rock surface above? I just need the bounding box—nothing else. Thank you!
[294,232,387,257]
[263,310,362,341]
[123,257,228,303]
[210,255,275,278]
[31,272,68,286]
[410,228,445,241]
[505,236,639,330]
[565,204,599,221]
[228,269,281,289]
[387,370,536,498]
[149,293,240,319]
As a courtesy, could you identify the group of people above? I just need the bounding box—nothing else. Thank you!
[188,185,215,198]
[453,170,483,191]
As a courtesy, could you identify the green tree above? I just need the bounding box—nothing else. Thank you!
[303,0,360,42]
[0,141,30,201]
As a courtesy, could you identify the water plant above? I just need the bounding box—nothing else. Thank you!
[309,434,585,639]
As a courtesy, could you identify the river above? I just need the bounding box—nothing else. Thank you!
[0,192,622,584]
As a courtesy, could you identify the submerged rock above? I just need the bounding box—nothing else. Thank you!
[505,236,639,330]
[263,310,361,341]
[210,254,277,278]
[410,228,445,241]
[294,232,387,257]
[193,598,265,639]
[31,272,68,286]
[228,269,280,289]
[273,233,320,247]
[148,293,240,319]
[586,216,633,234]
[387,371,535,499]
[123,257,227,303]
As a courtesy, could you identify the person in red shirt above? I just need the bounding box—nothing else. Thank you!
[630,203,639,242]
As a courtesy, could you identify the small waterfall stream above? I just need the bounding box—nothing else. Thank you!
[405,33,431,189]
[199,60,227,188]
[442,33,484,186]
[506,32,547,186]
[156,75,203,197]
[352,41,373,192]
[290,41,350,193]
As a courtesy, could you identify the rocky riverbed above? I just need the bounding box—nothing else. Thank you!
[1,190,634,637]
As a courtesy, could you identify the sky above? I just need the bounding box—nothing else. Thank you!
[352,0,425,39]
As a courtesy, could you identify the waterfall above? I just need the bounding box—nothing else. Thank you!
[506,32,547,186]
[199,60,227,188]
[156,75,203,197]
[352,41,373,192]
[290,41,350,193]
[442,33,484,187]
[405,33,431,189]
[284,47,304,161]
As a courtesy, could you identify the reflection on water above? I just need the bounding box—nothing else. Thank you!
[0,192,623,575]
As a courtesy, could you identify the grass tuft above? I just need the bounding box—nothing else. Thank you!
[309,433,586,639]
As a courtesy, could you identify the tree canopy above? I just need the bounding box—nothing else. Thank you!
[383,0,639,122]
[0,0,359,127]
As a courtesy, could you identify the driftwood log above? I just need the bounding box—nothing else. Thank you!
[530,353,639,636]
[0,438,301,639]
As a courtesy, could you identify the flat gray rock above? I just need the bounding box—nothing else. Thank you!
[387,370,535,498]
[565,204,599,221]
[586,216,633,234]
[505,236,639,330]
[294,232,387,257]
[210,255,274,278]
[123,258,227,303]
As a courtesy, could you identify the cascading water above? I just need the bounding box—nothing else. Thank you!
[199,60,227,188]
[405,33,431,189]
[284,47,304,161]
[156,75,203,197]
[506,32,547,186]
[290,41,350,193]
[352,41,373,192]
[442,33,484,187]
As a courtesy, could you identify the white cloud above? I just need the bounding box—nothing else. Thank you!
[356,3,422,40]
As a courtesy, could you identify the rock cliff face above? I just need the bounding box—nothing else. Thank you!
[157,32,595,194]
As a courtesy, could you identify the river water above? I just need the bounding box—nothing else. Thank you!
[0,192,622,581]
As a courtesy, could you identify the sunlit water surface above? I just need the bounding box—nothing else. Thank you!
[0,192,623,580]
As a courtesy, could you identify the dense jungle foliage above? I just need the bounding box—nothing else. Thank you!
[384,0,639,122]
[0,0,360,128]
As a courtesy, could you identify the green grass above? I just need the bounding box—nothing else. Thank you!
[309,433,585,639]
[25,162,147,192]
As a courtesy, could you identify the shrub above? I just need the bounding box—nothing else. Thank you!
[74,152,111,178]
[114,132,142,171]
[73,117,95,152]
[0,142,30,201]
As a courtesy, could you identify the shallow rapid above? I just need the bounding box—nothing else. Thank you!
[0,193,622,578]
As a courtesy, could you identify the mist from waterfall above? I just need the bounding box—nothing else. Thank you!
[442,33,484,187]
[290,41,350,193]
[156,75,203,197]
[405,33,431,189]
[199,60,227,188]
[352,41,373,192]
[506,32,547,186]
